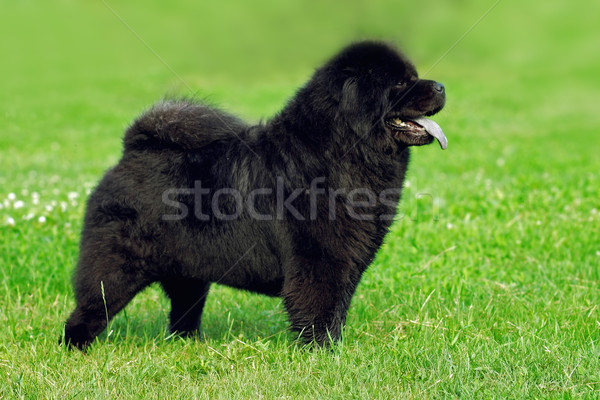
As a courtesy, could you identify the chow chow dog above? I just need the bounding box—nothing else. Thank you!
[63,41,447,349]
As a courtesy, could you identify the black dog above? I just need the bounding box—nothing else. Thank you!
[63,41,447,349]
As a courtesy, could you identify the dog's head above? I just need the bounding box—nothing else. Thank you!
[322,41,448,150]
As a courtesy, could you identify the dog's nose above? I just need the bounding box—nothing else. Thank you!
[433,82,445,93]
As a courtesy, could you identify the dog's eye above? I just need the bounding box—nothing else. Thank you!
[396,81,407,88]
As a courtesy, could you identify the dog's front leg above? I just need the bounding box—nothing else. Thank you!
[281,259,361,346]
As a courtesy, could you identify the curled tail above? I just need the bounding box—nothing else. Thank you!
[123,100,248,152]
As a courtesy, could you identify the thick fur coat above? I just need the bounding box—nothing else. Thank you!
[63,41,446,348]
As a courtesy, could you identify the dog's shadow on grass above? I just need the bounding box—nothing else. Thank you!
[95,284,291,347]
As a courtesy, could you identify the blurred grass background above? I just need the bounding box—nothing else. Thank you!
[1,0,599,398]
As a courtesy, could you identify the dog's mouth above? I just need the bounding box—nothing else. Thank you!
[385,116,448,150]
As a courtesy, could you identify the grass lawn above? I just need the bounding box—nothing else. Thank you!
[1,0,599,398]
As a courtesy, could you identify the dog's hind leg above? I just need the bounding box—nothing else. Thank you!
[160,277,211,338]
[63,251,152,350]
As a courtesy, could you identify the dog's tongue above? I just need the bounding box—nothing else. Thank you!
[413,117,448,150]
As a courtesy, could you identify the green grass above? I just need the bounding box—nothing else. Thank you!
[1,0,600,398]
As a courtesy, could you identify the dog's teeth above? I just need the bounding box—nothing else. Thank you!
[393,118,402,125]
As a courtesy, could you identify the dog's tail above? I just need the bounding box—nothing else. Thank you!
[123,100,248,152]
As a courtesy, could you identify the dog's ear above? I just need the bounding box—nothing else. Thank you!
[340,77,359,112]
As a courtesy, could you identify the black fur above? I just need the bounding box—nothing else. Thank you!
[62,41,446,349]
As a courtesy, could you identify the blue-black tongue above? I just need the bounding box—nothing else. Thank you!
[412,117,448,150]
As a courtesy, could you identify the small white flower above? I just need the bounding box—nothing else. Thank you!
[446,223,454,229]
[8,193,16,201]
[45,205,54,212]
[404,180,411,188]
[7,217,15,226]
[38,216,46,223]
[596,251,600,257]
[14,200,25,209]
[67,192,79,200]
[496,158,505,167]
[60,202,68,212]
[31,192,40,199]
[24,213,35,220]
[32,198,39,205]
